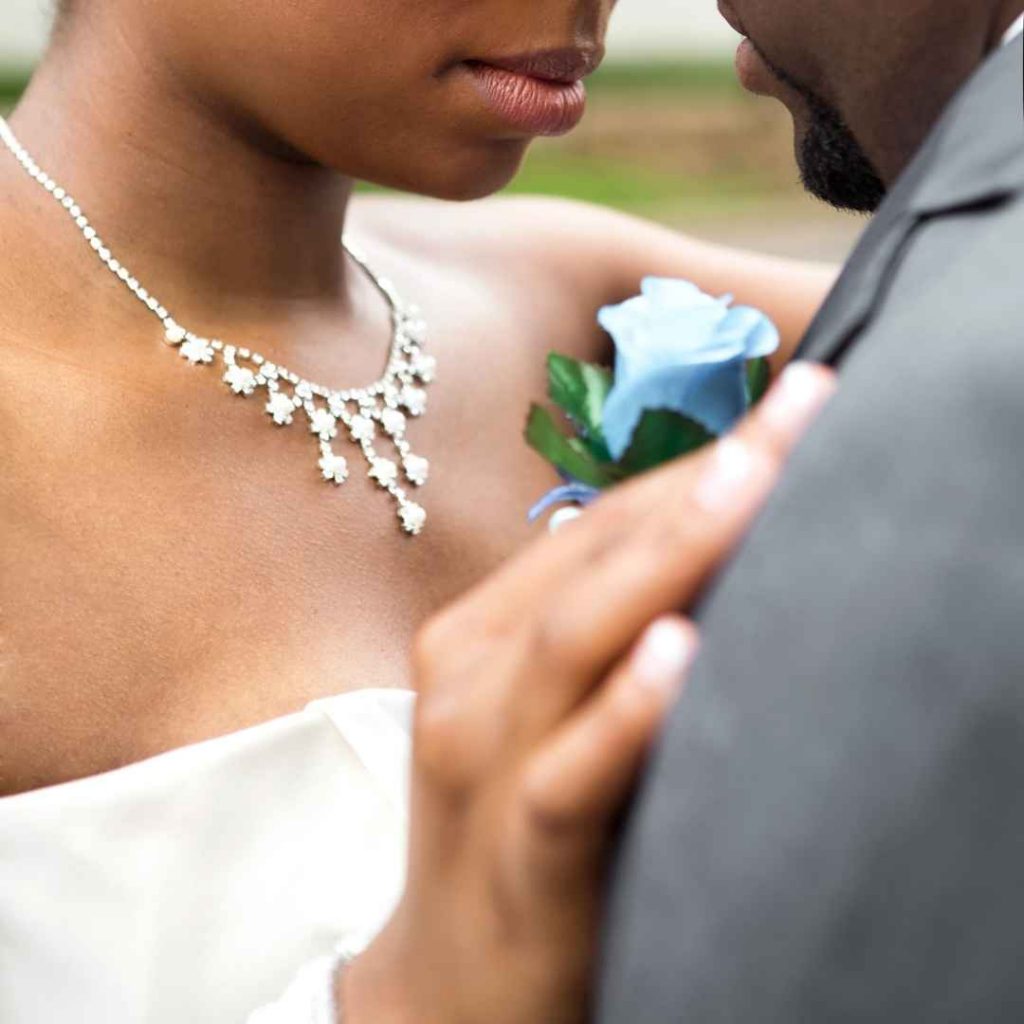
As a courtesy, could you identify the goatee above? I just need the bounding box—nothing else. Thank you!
[755,45,887,213]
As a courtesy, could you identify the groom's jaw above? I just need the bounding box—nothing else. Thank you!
[740,37,887,213]
[717,0,1018,204]
[716,1,884,212]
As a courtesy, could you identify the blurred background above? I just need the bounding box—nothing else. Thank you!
[1,0,862,261]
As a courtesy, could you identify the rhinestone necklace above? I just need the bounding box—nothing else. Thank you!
[0,115,436,536]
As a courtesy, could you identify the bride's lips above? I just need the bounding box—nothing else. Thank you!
[463,48,602,137]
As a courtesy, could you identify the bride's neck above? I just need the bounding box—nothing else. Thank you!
[9,30,357,326]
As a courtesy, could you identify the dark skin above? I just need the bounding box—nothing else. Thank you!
[719,0,1024,188]
[0,1,834,796]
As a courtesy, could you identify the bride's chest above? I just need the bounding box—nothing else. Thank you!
[2,380,552,796]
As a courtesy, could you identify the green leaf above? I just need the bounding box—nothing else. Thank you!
[746,357,772,407]
[525,405,622,489]
[620,409,716,475]
[546,353,614,461]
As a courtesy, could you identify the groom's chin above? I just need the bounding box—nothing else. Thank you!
[729,34,887,213]
[792,111,888,214]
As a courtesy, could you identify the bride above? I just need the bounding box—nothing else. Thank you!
[0,0,838,1020]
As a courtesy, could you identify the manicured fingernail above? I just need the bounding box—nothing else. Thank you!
[549,506,584,534]
[695,438,758,510]
[633,619,699,695]
[759,362,836,440]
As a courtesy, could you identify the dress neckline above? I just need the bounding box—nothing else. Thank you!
[0,686,417,808]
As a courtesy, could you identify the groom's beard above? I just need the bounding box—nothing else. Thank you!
[755,45,887,214]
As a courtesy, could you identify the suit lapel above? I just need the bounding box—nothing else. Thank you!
[797,37,1023,368]
[796,203,916,367]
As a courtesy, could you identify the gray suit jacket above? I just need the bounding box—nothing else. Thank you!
[598,38,1024,1023]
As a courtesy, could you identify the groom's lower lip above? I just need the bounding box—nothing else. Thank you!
[734,37,776,97]
[461,61,589,137]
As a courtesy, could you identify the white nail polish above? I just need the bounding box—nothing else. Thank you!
[634,619,698,694]
[760,362,833,436]
[548,506,584,534]
[695,439,756,511]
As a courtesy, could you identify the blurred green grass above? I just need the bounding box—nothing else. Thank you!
[587,58,742,96]
[507,60,750,210]
[506,59,793,215]
[0,68,30,107]
[503,159,772,215]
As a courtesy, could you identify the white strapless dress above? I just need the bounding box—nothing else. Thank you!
[0,688,416,1023]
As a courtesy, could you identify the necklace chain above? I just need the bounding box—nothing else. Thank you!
[0,115,436,536]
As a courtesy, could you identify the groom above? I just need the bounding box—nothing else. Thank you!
[599,2,1024,1021]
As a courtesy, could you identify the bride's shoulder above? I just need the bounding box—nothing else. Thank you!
[348,192,655,364]
[350,192,671,304]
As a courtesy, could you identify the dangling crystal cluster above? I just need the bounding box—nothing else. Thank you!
[163,262,436,535]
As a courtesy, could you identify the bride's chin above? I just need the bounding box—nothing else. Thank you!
[362,138,531,202]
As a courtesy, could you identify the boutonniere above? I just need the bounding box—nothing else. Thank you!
[527,278,780,526]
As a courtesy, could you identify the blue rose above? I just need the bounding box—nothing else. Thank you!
[598,278,780,459]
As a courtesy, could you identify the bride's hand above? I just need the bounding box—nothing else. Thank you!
[345,363,837,1024]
